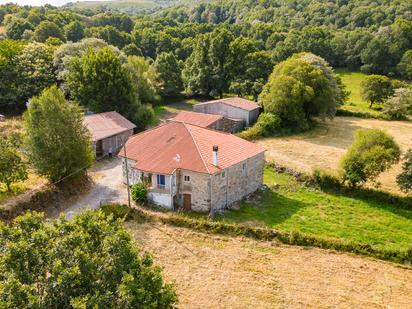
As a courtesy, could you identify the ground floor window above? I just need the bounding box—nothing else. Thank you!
[157,174,166,188]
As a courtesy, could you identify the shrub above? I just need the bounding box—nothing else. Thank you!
[312,168,341,189]
[383,88,412,120]
[238,112,281,140]
[100,203,131,220]
[397,149,412,193]
[131,182,148,203]
[340,129,401,187]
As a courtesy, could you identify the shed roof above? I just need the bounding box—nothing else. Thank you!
[84,111,136,141]
[169,111,222,127]
[118,122,265,175]
[195,97,259,111]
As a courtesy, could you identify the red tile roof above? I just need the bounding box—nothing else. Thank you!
[118,122,265,175]
[169,111,222,127]
[196,97,259,111]
[84,111,136,141]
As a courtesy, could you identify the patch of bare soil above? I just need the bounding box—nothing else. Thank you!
[258,116,412,193]
[126,222,412,309]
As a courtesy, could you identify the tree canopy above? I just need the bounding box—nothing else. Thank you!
[0,210,177,308]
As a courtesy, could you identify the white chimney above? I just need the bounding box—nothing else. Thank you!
[213,145,219,166]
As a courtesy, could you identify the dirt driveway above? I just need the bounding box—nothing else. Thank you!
[127,221,412,309]
[64,157,128,218]
[258,116,412,193]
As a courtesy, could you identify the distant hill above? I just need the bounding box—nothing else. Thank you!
[64,0,197,14]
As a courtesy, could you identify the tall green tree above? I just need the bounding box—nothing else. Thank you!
[397,50,412,80]
[33,20,65,43]
[153,52,183,97]
[66,47,138,119]
[5,17,33,39]
[126,55,159,103]
[260,53,346,131]
[360,75,394,108]
[64,20,85,42]
[24,86,93,183]
[0,210,177,308]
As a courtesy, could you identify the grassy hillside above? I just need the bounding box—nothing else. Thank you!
[66,0,197,13]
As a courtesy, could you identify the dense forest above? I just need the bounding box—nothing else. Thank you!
[1,0,412,125]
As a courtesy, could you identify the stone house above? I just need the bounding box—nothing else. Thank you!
[169,111,244,133]
[84,111,135,157]
[193,97,260,127]
[118,121,265,212]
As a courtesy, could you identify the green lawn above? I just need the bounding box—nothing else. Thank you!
[336,68,385,118]
[217,166,412,252]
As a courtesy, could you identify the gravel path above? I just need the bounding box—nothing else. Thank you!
[65,157,128,218]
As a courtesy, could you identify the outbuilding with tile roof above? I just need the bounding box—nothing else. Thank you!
[84,111,136,157]
[193,97,260,127]
[118,121,265,212]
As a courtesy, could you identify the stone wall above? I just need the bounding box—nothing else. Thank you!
[210,117,245,133]
[175,169,211,212]
[211,152,265,210]
[100,129,134,157]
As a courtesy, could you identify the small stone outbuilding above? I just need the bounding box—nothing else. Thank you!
[193,97,260,127]
[84,111,135,157]
[169,111,244,133]
[118,121,265,212]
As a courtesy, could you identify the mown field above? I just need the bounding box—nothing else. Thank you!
[217,166,412,252]
[126,220,412,308]
[258,116,412,194]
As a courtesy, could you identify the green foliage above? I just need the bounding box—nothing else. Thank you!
[5,16,33,39]
[238,112,280,140]
[261,53,345,131]
[383,88,412,120]
[64,20,85,42]
[153,52,183,97]
[397,50,412,80]
[24,86,93,184]
[66,47,147,126]
[397,149,412,193]
[131,182,148,203]
[122,43,142,56]
[0,210,177,308]
[86,25,131,48]
[360,74,394,108]
[340,129,401,187]
[126,55,160,104]
[100,203,131,220]
[0,142,28,191]
[33,20,65,43]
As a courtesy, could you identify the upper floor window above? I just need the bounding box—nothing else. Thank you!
[242,162,247,175]
[184,175,190,182]
[222,171,226,178]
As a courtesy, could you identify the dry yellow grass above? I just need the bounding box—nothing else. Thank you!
[126,221,412,309]
[258,116,412,194]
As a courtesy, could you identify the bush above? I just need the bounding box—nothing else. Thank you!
[312,168,341,189]
[383,88,412,120]
[397,149,412,193]
[238,112,281,140]
[340,129,401,187]
[100,203,131,220]
[131,182,148,203]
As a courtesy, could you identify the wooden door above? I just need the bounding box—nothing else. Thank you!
[183,194,191,210]
[96,140,103,157]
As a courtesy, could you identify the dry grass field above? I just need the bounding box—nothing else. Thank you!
[258,116,412,194]
[126,221,412,309]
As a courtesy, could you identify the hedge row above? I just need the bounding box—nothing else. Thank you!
[122,207,412,266]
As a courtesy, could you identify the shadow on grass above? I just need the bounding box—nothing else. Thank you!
[218,189,309,227]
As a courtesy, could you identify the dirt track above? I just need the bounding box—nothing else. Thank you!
[258,116,412,193]
[127,222,412,309]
